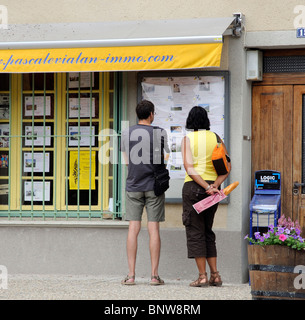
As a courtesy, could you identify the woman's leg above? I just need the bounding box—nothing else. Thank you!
[207,257,222,285]
[207,257,217,273]
[195,257,206,274]
[189,257,209,286]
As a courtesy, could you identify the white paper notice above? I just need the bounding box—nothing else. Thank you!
[69,97,95,118]
[24,126,51,146]
[69,72,94,88]
[69,126,95,146]
[141,76,226,179]
[0,123,9,147]
[24,181,50,201]
[24,96,51,117]
[24,152,50,173]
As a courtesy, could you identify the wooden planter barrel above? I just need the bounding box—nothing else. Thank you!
[248,244,305,300]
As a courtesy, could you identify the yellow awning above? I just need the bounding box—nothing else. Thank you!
[0,18,234,73]
[0,43,223,73]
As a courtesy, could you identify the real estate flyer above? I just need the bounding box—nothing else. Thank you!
[69,151,96,190]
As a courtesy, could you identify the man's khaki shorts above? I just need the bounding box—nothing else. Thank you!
[125,191,165,222]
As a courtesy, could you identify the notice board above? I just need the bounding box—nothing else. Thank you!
[137,71,230,202]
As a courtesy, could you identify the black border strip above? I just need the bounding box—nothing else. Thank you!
[249,264,296,273]
[251,290,305,299]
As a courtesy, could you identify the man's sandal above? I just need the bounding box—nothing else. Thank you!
[189,272,209,287]
[150,275,164,285]
[209,271,222,286]
[121,275,136,285]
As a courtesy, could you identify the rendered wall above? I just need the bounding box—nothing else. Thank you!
[0,223,243,283]
[4,0,301,32]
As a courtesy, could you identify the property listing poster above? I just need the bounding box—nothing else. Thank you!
[141,76,225,179]
[24,152,50,173]
[24,96,51,117]
[24,181,50,202]
[69,151,96,190]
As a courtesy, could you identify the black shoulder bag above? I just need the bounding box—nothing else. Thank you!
[154,165,170,196]
[152,127,170,196]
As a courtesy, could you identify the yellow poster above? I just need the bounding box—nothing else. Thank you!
[69,151,96,190]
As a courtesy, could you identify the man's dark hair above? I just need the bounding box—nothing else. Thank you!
[136,100,155,120]
[185,106,210,131]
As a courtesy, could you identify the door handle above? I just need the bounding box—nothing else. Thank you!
[293,182,305,195]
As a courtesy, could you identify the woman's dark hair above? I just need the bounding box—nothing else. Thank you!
[185,106,210,131]
[136,100,155,120]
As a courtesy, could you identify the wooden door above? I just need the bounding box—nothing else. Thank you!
[293,86,305,233]
[252,86,294,220]
[252,85,305,233]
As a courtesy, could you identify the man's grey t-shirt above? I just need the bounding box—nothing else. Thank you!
[121,124,169,192]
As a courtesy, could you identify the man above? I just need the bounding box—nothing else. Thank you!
[121,100,169,285]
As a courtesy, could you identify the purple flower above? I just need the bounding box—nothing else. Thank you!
[277,227,285,234]
[298,236,304,243]
[254,232,261,240]
[284,228,291,235]
[245,216,305,250]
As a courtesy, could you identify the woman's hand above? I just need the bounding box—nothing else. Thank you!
[206,184,221,195]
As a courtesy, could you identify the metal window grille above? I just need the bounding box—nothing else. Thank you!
[0,72,124,220]
[0,74,10,210]
[263,56,305,73]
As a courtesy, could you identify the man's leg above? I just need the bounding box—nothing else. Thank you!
[147,221,161,277]
[145,191,165,284]
[123,191,144,284]
[126,220,141,281]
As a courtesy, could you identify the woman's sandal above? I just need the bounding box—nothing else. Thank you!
[150,275,164,286]
[209,271,222,286]
[121,275,136,285]
[189,272,209,287]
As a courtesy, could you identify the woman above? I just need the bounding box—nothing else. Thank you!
[181,106,230,287]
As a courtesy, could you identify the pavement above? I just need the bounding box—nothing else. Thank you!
[0,274,252,300]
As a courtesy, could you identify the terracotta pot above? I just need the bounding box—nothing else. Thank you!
[248,244,305,300]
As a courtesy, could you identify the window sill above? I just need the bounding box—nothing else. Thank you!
[0,219,129,228]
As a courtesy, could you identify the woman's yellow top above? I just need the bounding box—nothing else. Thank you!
[184,130,218,182]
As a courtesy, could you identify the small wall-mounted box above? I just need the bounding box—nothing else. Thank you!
[246,50,263,81]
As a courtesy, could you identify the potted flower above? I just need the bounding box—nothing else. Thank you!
[245,215,305,250]
[245,215,305,300]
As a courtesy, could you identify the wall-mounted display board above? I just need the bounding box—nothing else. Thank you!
[138,71,230,202]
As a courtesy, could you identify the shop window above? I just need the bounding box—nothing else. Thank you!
[21,73,55,209]
[0,74,10,205]
[0,72,122,219]
[64,73,100,210]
